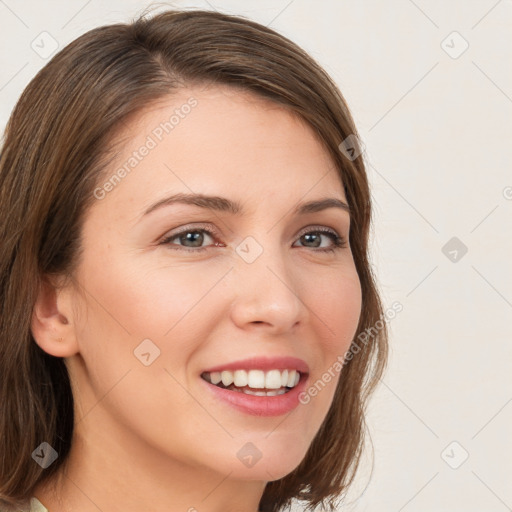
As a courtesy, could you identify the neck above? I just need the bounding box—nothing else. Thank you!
[33,413,266,512]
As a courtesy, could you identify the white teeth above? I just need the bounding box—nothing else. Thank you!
[231,387,289,396]
[286,370,297,387]
[241,388,259,396]
[203,368,303,390]
[210,372,222,385]
[248,369,265,389]
[265,369,283,389]
[233,370,248,387]
[244,389,267,396]
[221,370,233,386]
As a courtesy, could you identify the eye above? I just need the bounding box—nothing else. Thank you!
[160,223,220,252]
[159,224,348,253]
[293,227,348,253]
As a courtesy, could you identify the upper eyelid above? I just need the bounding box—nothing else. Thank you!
[163,223,219,239]
[163,223,342,239]
[296,225,339,236]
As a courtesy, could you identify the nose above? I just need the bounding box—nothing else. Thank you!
[228,240,305,334]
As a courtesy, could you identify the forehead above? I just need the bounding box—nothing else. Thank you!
[94,85,347,220]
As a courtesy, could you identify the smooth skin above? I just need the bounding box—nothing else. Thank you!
[31,84,362,512]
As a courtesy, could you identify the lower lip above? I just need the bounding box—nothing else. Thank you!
[201,375,308,417]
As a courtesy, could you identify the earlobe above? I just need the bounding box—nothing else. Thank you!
[31,276,79,358]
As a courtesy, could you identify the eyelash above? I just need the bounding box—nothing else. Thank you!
[159,223,348,254]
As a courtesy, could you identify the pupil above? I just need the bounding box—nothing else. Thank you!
[182,231,203,247]
[303,233,320,247]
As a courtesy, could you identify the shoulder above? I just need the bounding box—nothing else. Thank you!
[0,498,48,512]
[28,498,48,512]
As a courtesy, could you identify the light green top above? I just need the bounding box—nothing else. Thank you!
[26,497,48,512]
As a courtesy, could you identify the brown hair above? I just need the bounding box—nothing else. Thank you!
[0,8,388,511]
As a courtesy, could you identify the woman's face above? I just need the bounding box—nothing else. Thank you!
[64,85,362,483]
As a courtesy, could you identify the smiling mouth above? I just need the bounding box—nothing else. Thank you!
[201,369,302,396]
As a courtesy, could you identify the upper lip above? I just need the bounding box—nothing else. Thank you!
[202,356,309,374]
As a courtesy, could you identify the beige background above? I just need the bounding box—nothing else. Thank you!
[1,1,511,510]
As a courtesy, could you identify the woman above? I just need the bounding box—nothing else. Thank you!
[0,8,388,512]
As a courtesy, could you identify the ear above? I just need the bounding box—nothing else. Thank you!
[31,275,80,358]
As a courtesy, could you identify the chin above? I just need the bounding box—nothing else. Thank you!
[221,442,309,482]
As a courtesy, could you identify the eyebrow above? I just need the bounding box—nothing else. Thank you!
[142,192,351,218]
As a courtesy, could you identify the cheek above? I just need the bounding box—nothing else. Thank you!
[298,268,361,414]
[311,267,362,354]
[80,250,214,333]
[74,252,232,377]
